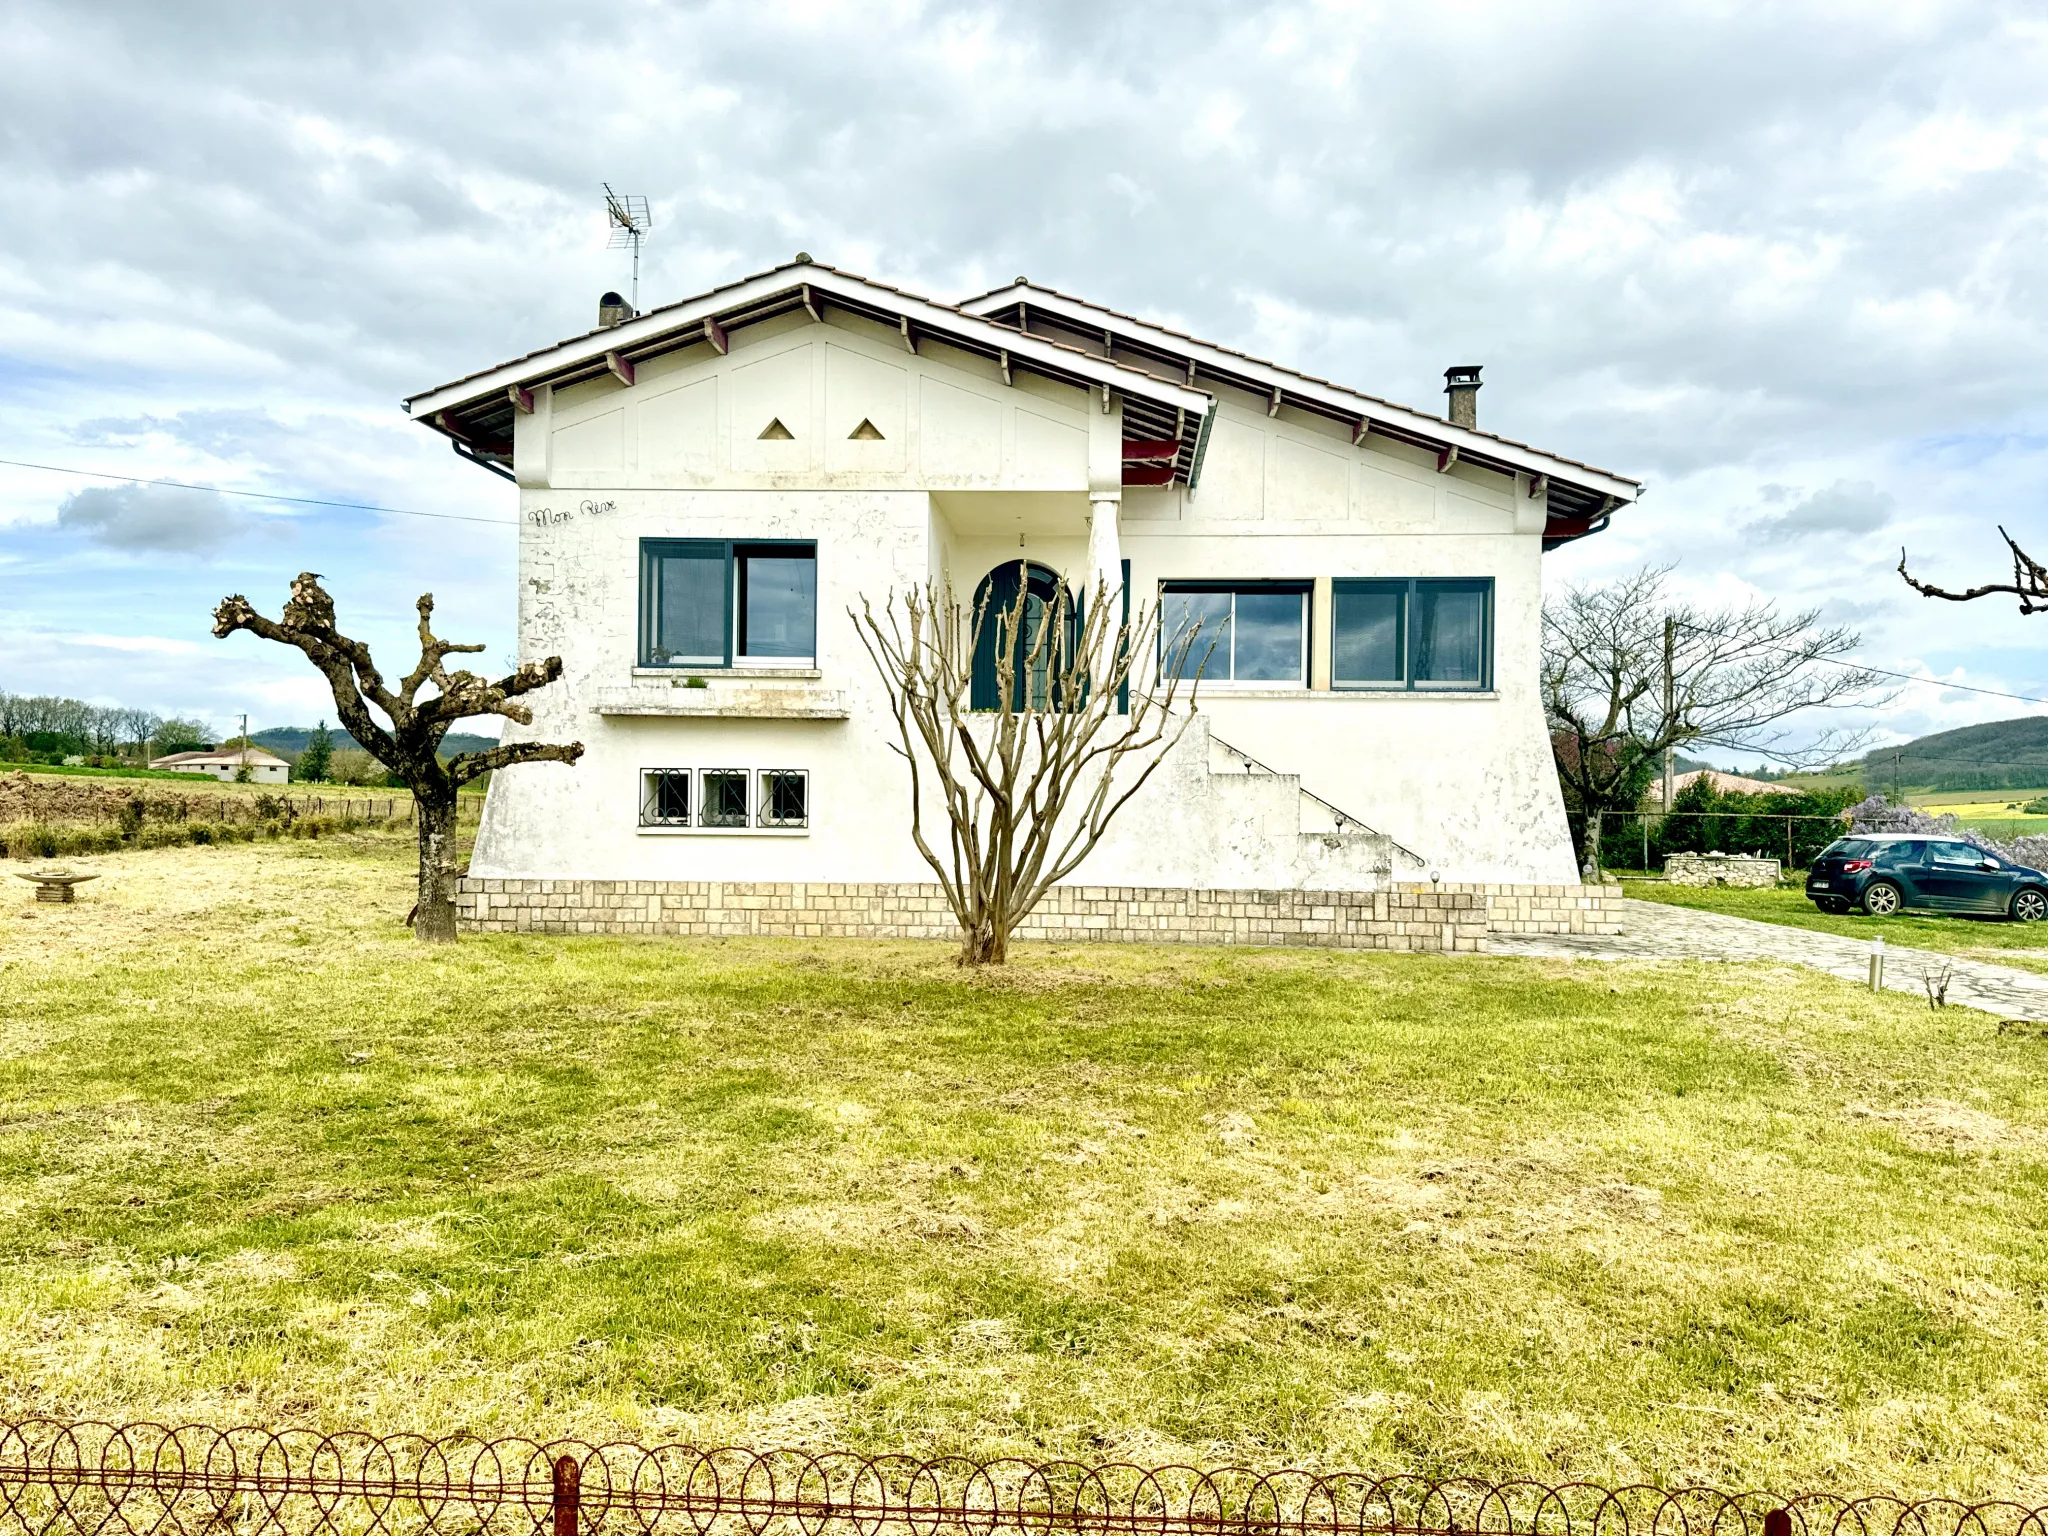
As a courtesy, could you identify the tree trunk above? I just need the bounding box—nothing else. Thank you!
[958,916,1008,966]
[414,788,461,943]
[1580,806,1605,884]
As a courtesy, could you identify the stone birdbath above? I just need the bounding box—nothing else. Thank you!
[15,869,99,904]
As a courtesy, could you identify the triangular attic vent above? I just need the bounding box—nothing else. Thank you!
[848,418,886,441]
[758,417,795,440]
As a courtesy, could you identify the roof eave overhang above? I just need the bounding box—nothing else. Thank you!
[407,264,1215,483]
[960,283,1643,509]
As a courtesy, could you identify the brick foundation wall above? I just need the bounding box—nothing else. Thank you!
[1438,882,1625,936]
[457,877,1621,948]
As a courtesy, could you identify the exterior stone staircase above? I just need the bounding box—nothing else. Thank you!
[1084,713,1427,892]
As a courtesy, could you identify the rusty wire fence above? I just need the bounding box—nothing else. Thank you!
[0,1422,2042,1536]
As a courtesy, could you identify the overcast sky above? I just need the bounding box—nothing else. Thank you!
[2,0,2043,763]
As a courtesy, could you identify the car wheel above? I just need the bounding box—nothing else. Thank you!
[2013,888,2048,923]
[1861,881,1903,917]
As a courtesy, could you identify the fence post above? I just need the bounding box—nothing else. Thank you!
[1765,1511,1792,1536]
[1641,816,1649,872]
[552,1454,581,1536]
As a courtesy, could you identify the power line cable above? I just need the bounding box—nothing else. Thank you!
[1673,617,2048,708]
[0,456,518,528]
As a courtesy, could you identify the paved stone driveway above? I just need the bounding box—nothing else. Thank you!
[1492,898,2048,1023]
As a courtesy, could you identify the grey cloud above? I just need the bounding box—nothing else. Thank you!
[6,0,2048,752]
[72,410,293,457]
[57,484,249,554]
[1748,481,1897,544]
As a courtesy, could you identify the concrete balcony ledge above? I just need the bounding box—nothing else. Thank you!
[593,684,851,720]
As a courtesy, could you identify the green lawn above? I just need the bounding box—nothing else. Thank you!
[1625,880,2048,975]
[6,841,2048,1496]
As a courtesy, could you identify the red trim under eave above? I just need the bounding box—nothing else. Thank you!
[1121,465,1177,486]
[1541,513,1610,550]
[434,410,511,457]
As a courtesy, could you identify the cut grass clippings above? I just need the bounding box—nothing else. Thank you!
[4,841,2048,1498]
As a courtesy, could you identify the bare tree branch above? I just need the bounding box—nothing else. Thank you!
[853,574,1201,965]
[1544,566,1892,881]
[214,572,583,941]
[1900,527,2048,614]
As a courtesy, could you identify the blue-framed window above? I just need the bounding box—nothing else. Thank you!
[1332,578,1492,691]
[639,539,816,667]
[1159,581,1311,686]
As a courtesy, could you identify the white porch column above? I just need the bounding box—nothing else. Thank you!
[1086,492,1123,699]
[1087,492,1123,616]
[1085,391,1127,661]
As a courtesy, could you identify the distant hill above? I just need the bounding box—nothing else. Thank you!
[1854,715,2048,792]
[252,726,502,759]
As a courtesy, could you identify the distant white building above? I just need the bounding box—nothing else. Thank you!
[406,260,1641,944]
[149,747,289,784]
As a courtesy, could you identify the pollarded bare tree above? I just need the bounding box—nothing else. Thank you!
[853,577,1202,966]
[1900,526,2048,612]
[1544,567,1888,880]
[214,572,583,942]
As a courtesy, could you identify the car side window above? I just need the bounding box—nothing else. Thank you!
[1930,841,1982,867]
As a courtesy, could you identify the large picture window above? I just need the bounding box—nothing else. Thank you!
[640,539,816,667]
[1160,582,1309,687]
[1332,578,1492,691]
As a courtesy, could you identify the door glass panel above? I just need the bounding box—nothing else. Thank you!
[739,549,816,659]
[1333,585,1404,685]
[1232,591,1305,682]
[649,548,726,665]
[1413,582,1487,686]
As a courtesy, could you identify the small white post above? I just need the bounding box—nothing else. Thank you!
[1868,936,1886,992]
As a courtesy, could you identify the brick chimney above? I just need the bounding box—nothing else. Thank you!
[1444,365,1482,429]
[598,290,634,328]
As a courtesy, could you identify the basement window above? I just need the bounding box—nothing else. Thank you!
[758,770,809,828]
[1333,578,1492,691]
[639,770,692,827]
[640,539,816,667]
[638,768,811,834]
[700,769,750,828]
[1159,582,1309,687]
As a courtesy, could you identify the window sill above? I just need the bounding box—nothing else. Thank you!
[597,685,849,720]
[636,826,810,837]
[1197,688,1499,701]
[632,666,822,681]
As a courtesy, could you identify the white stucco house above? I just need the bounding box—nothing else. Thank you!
[407,261,1639,946]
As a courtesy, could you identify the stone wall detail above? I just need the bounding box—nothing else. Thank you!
[457,878,1626,947]
[1663,852,1781,888]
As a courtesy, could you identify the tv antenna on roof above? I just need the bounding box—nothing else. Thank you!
[603,183,651,311]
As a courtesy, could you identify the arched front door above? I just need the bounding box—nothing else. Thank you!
[971,560,1076,710]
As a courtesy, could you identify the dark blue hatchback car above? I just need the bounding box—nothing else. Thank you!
[1807,833,2048,920]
